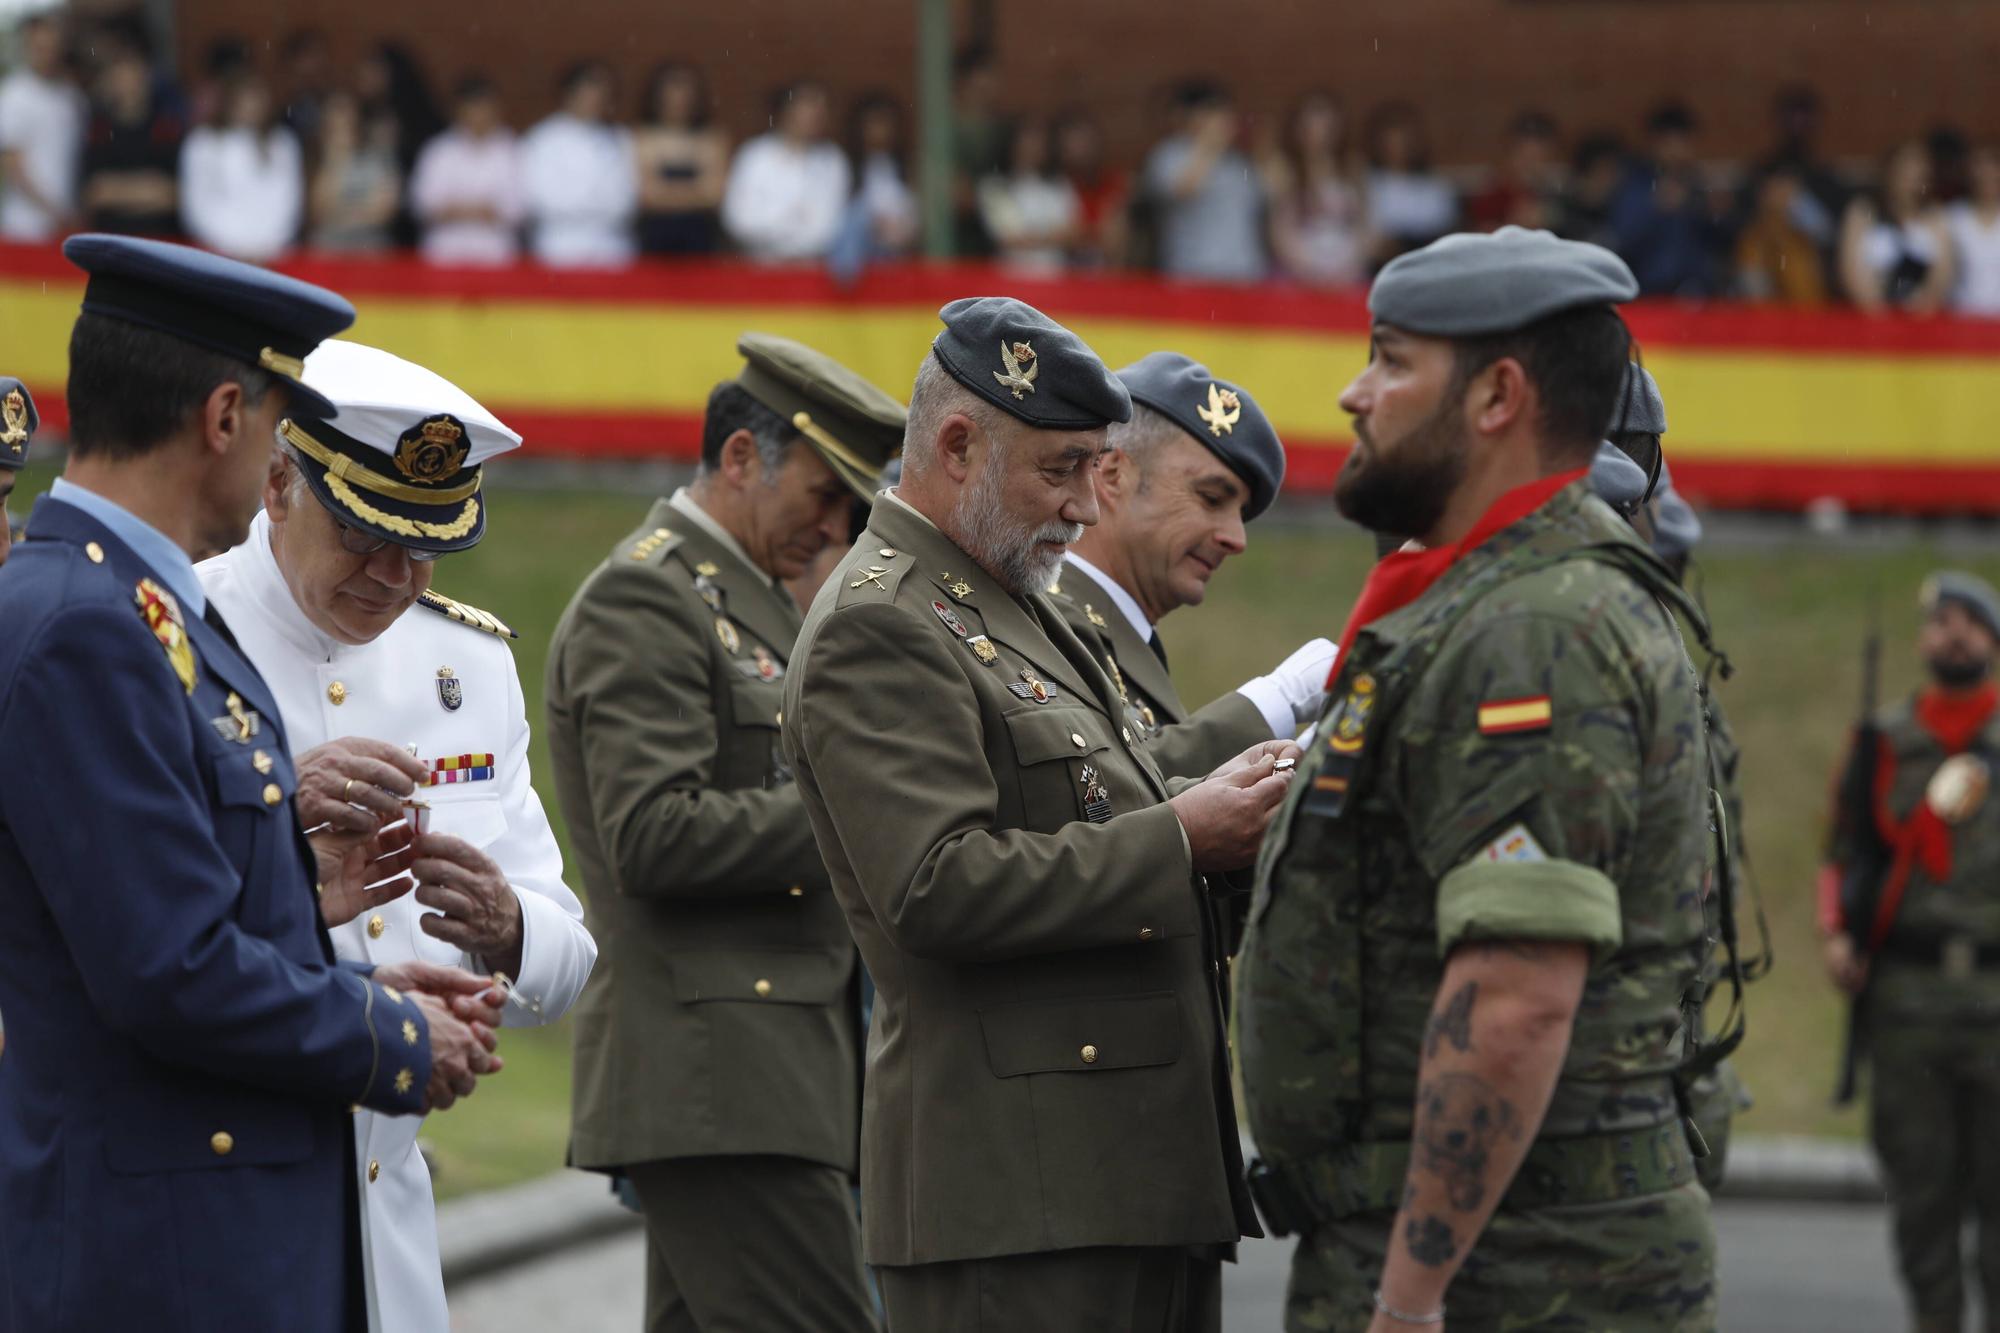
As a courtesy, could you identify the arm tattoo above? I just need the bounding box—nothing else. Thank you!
[1404,1214,1460,1267]
[1424,980,1478,1060]
[1412,1072,1523,1212]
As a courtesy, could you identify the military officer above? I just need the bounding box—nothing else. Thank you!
[548,334,904,1333]
[0,235,502,1333]
[1822,572,2000,1333]
[783,297,1291,1332]
[197,339,597,1333]
[1049,351,1333,780]
[0,377,37,569]
[1237,229,1722,1331]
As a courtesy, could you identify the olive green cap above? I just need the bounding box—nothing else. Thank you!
[736,332,908,501]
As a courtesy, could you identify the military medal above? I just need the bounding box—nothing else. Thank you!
[422,753,495,786]
[1928,754,1990,824]
[134,578,196,695]
[694,575,723,611]
[210,691,261,743]
[716,617,740,653]
[1007,667,1056,703]
[753,646,780,681]
[436,665,464,712]
[1080,764,1113,823]
[932,600,969,638]
[966,635,998,665]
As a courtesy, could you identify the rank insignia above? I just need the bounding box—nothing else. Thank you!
[941,572,974,600]
[1477,695,1552,736]
[1080,763,1113,823]
[993,340,1039,399]
[753,646,781,681]
[694,575,723,611]
[0,388,25,450]
[1007,667,1057,703]
[436,666,463,712]
[134,578,196,695]
[1196,382,1243,437]
[1084,603,1107,629]
[210,691,261,743]
[932,600,969,638]
[422,753,496,786]
[850,565,889,591]
[716,617,741,653]
[966,635,998,665]
[393,413,470,483]
[694,561,720,578]
[1326,673,1376,755]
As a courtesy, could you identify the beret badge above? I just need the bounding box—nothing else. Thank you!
[1196,383,1242,437]
[1,389,27,451]
[394,413,470,484]
[994,341,1039,400]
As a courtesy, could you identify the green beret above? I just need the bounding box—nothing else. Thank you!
[1115,352,1284,520]
[736,332,908,501]
[0,378,37,471]
[931,296,1130,430]
[1923,571,2000,642]
[1370,226,1638,337]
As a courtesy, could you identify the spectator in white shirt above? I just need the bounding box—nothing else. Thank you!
[410,74,524,267]
[0,12,86,241]
[179,76,303,262]
[722,81,850,262]
[978,117,1080,276]
[1950,145,2000,318]
[521,61,636,268]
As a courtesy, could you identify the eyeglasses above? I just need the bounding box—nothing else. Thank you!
[333,516,446,563]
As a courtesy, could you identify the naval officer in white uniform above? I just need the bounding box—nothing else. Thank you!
[198,339,596,1333]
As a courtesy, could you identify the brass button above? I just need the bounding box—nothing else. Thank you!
[788,885,804,897]
[367,914,385,939]
[252,749,274,774]
[368,1159,381,1183]
[85,541,104,564]
[210,1131,234,1156]
[654,527,672,538]
[1139,927,1156,941]
[753,978,773,998]
[262,783,282,806]
[327,681,347,706]
[878,547,898,558]
[1070,733,1086,749]
[1080,1044,1099,1064]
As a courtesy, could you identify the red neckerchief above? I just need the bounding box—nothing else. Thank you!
[1864,681,1999,949]
[1329,469,1588,684]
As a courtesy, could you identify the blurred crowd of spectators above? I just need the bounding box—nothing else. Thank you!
[7,11,2000,317]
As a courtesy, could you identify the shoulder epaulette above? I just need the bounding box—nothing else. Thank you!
[625,525,685,566]
[417,590,517,640]
[834,548,914,606]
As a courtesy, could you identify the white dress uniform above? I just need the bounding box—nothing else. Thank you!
[195,342,596,1333]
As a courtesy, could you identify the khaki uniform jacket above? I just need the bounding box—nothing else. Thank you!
[782,496,1256,1267]
[549,498,858,1172]
[1047,562,1267,781]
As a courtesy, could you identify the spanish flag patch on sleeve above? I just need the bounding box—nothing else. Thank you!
[1477,695,1553,736]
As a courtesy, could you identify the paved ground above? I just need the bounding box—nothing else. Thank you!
[448,1198,1910,1331]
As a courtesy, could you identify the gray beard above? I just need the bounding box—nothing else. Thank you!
[951,456,1082,596]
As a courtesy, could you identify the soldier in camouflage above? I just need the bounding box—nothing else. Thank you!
[1822,572,2000,1333]
[1238,228,1722,1332]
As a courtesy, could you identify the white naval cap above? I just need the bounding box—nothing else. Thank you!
[277,340,521,554]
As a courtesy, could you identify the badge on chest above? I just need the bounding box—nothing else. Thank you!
[436,666,463,711]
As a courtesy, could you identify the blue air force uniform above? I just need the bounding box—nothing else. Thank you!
[0,236,429,1333]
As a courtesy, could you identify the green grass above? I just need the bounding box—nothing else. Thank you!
[15,462,1998,1189]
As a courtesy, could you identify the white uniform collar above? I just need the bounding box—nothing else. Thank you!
[1063,551,1153,642]
[234,509,353,662]
[667,488,777,589]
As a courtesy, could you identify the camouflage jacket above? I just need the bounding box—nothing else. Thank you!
[1239,482,1716,1164]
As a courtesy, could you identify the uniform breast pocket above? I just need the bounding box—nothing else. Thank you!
[207,746,298,922]
[980,991,1183,1076]
[725,677,788,789]
[667,947,847,1007]
[1002,706,1114,829]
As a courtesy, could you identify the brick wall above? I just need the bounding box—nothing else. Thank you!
[166,0,1999,167]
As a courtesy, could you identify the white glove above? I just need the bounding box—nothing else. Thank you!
[1236,636,1339,739]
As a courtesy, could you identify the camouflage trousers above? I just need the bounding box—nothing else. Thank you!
[1869,1016,2000,1333]
[1283,1182,1718,1332]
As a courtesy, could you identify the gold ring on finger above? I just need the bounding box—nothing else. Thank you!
[343,778,359,802]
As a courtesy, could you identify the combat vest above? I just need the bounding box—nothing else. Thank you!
[1239,489,1733,1222]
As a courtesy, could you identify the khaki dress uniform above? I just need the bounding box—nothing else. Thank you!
[548,335,905,1333]
[782,299,1259,1333]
